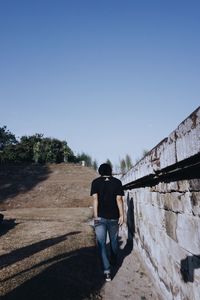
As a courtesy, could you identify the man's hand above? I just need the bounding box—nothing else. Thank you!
[94,217,101,226]
[116,195,124,226]
[92,193,98,220]
[118,215,124,226]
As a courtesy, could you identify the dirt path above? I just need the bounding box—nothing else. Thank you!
[0,164,161,299]
[0,209,160,300]
[0,207,102,299]
[99,233,161,300]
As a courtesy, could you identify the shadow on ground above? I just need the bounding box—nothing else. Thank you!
[0,218,17,237]
[108,237,134,281]
[0,232,81,269]
[0,164,51,203]
[1,243,104,300]
[0,231,133,300]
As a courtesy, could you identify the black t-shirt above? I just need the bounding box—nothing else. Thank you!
[90,176,124,219]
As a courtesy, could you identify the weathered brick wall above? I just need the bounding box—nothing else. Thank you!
[122,107,200,300]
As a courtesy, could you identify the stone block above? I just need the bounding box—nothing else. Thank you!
[176,214,200,254]
[151,181,179,193]
[159,192,192,215]
[189,179,200,191]
[159,133,177,169]
[164,210,178,241]
[176,126,200,162]
[177,180,190,192]
[151,191,163,208]
[175,108,200,162]
[190,192,200,216]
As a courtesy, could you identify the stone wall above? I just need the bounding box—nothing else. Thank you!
[121,107,200,300]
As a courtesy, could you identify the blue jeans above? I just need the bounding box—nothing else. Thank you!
[94,217,119,273]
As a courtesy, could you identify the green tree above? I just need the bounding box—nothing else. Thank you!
[0,126,17,150]
[44,138,61,163]
[106,159,113,169]
[120,158,126,174]
[16,134,43,162]
[0,126,77,165]
[33,141,41,163]
[32,138,70,164]
[0,126,17,163]
[125,154,133,170]
[77,152,92,167]
[62,141,76,163]
[92,160,98,171]
[1,144,18,163]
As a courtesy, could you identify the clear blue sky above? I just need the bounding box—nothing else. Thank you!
[0,0,199,168]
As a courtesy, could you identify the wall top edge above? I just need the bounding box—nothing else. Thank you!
[121,106,200,184]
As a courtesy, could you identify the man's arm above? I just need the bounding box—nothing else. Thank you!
[116,195,124,226]
[92,193,98,219]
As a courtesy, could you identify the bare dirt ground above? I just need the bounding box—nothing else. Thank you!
[0,163,160,300]
[0,164,95,209]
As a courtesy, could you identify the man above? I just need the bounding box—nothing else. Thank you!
[90,163,124,282]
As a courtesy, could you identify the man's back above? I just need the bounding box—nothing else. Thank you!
[90,176,124,219]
